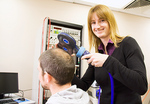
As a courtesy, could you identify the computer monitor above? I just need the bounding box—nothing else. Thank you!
[0,72,18,99]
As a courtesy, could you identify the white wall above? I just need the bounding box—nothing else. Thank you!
[0,0,149,102]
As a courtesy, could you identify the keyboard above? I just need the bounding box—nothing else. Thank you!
[0,98,18,104]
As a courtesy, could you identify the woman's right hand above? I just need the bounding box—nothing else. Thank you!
[81,53,109,67]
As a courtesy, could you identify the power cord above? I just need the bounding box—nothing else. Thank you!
[19,90,24,98]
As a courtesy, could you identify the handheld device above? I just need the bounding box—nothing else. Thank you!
[57,32,90,57]
[57,32,114,104]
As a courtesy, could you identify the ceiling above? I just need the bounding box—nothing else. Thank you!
[117,0,150,18]
[57,0,150,18]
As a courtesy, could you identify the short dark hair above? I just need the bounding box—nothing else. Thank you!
[39,48,75,85]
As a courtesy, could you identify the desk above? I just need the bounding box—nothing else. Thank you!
[4,94,35,104]
[14,98,35,104]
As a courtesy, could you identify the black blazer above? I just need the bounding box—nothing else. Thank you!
[72,37,148,104]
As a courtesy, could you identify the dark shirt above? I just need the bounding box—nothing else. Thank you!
[72,36,148,104]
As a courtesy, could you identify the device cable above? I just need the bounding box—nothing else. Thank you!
[38,17,51,104]
[43,17,51,102]
[97,73,114,104]
[38,17,46,104]
[142,84,150,103]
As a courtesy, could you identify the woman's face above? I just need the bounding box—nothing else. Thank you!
[91,13,110,40]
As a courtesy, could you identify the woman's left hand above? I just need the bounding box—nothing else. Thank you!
[81,53,109,67]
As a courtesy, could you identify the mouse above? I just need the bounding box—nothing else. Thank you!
[17,98,25,101]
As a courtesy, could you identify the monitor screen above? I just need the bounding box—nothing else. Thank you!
[0,72,18,98]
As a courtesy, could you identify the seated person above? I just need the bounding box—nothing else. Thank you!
[38,48,92,104]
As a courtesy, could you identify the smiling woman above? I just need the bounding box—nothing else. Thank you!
[72,4,148,104]
[87,4,124,52]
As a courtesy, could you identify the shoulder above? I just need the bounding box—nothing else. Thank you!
[122,36,137,45]
[119,36,144,57]
[120,36,140,50]
[46,96,58,104]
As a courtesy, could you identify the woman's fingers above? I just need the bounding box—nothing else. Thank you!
[81,53,109,67]
[81,54,93,60]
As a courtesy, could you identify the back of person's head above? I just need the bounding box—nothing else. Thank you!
[39,48,75,85]
[87,4,124,51]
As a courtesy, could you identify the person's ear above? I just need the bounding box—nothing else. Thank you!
[44,72,52,83]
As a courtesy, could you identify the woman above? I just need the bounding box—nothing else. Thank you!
[72,4,148,104]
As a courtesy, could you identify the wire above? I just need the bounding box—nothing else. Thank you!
[98,86,101,104]
[97,73,114,104]
[38,17,51,104]
[38,17,47,104]
[19,90,24,98]
[43,17,51,102]
[108,73,114,104]
[8,89,32,99]
[142,84,150,102]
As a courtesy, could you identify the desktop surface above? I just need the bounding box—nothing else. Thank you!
[0,98,18,104]
[1,94,35,104]
[14,98,35,104]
